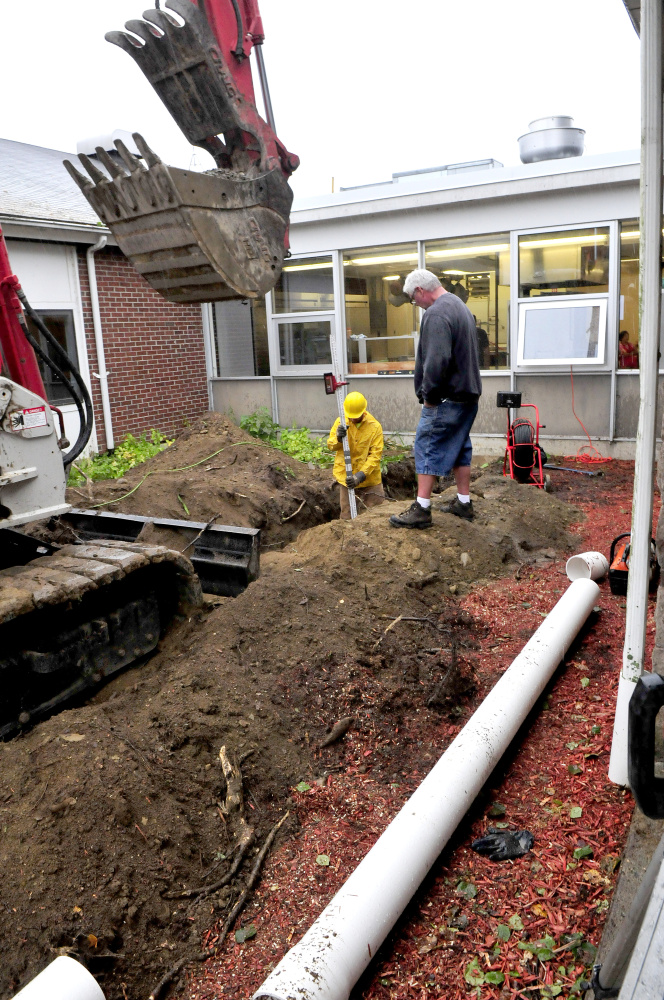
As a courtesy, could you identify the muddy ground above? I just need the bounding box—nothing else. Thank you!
[0,414,584,1000]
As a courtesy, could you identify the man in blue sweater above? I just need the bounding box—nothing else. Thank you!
[390,269,481,529]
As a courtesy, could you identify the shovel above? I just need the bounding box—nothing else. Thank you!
[324,337,357,520]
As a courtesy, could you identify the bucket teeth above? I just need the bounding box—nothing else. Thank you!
[78,153,108,185]
[114,139,144,174]
[124,18,159,43]
[132,132,162,168]
[142,8,181,32]
[104,29,143,54]
[63,158,93,195]
[95,147,127,181]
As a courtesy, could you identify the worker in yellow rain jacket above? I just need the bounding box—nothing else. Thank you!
[327,392,385,519]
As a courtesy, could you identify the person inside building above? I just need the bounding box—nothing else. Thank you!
[618,329,639,369]
[389,268,481,529]
[474,316,490,368]
[328,392,385,519]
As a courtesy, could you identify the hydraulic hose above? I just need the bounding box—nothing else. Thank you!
[15,291,94,467]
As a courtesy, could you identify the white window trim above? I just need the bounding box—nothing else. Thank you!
[517,295,608,367]
[512,219,617,374]
[272,311,337,375]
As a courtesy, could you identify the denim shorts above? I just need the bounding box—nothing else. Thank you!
[413,399,479,477]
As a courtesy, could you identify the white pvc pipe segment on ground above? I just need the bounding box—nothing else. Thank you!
[253,578,599,1000]
[12,956,105,1000]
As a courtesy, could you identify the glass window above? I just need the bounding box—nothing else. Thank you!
[342,243,419,374]
[519,227,610,297]
[25,309,79,405]
[278,319,333,367]
[425,233,510,369]
[619,221,640,368]
[273,256,333,313]
[517,299,607,365]
[212,298,269,376]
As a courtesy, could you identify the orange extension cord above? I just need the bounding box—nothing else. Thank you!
[563,367,613,465]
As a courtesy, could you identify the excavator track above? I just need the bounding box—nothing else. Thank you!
[0,540,203,739]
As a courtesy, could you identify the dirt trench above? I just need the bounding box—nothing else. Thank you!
[0,416,582,1000]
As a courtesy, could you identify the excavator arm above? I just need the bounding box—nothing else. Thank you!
[64,0,298,304]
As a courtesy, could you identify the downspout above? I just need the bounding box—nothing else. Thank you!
[609,0,662,785]
[85,236,114,451]
[254,578,600,1000]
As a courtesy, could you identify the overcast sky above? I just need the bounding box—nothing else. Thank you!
[1,1,640,200]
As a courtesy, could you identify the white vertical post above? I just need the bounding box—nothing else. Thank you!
[609,0,663,785]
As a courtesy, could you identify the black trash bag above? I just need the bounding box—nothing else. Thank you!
[471,828,534,862]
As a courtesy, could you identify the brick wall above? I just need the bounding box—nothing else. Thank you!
[77,246,208,453]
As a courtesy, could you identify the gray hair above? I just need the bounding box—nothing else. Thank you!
[402,269,441,296]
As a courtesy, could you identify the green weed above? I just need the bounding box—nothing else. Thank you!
[68,429,172,485]
[240,408,334,468]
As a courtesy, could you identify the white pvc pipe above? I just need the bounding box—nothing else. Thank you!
[608,0,662,786]
[86,235,114,451]
[254,578,599,1000]
[12,956,105,1000]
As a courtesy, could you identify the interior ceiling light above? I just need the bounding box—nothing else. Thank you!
[282,261,333,272]
[428,243,509,258]
[620,230,664,239]
[347,252,418,266]
[442,269,466,276]
[382,275,401,281]
[519,234,608,248]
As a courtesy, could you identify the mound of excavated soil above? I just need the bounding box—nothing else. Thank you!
[278,473,576,600]
[66,413,340,547]
[0,422,583,1000]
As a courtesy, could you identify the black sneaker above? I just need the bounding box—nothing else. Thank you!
[437,496,474,521]
[389,501,432,529]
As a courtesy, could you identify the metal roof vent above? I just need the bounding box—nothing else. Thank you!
[518,116,585,164]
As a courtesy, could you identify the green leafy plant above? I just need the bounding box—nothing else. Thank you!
[240,408,410,471]
[464,958,505,987]
[67,429,172,486]
[240,408,334,467]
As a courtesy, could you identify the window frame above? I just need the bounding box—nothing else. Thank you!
[272,254,335,315]
[272,311,337,375]
[512,219,619,372]
[516,296,608,367]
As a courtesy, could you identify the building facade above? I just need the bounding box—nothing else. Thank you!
[208,150,655,458]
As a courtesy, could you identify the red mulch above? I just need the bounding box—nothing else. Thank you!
[184,460,657,1000]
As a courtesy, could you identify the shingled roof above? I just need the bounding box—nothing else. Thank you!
[0,137,100,228]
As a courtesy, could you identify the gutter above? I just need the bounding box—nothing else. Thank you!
[254,578,600,1000]
[0,215,114,241]
[86,236,114,451]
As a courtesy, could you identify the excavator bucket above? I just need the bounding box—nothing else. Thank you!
[64,135,293,303]
[63,0,298,305]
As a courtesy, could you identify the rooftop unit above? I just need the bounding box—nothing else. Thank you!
[518,116,585,164]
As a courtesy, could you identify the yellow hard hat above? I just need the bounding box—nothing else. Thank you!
[344,392,367,420]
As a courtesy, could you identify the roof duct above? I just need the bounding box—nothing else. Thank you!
[76,130,140,158]
[518,116,585,164]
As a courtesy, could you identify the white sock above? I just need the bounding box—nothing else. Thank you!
[417,497,431,509]
[457,493,471,504]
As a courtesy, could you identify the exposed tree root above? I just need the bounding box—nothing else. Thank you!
[213,810,289,953]
[147,746,288,1000]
